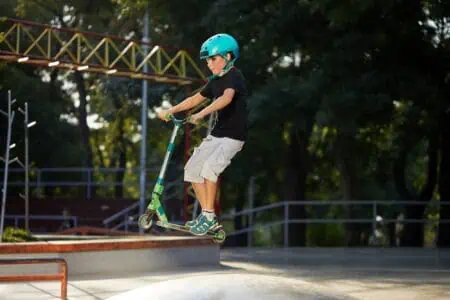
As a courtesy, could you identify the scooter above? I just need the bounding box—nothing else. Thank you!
[137,114,226,244]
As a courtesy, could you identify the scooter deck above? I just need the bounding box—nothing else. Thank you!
[155,221,223,236]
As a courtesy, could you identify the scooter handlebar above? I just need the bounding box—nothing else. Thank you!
[167,114,190,125]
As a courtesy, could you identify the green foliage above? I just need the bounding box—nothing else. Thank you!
[2,227,37,243]
[307,223,346,247]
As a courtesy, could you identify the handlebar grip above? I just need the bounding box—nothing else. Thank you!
[168,114,190,125]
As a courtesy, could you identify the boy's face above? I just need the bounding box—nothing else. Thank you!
[206,55,227,75]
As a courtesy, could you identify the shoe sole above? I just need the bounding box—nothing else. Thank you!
[190,223,221,236]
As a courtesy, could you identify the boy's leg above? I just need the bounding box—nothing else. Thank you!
[190,179,219,235]
[190,136,244,235]
[204,179,217,211]
[185,182,206,227]
[203,178,218,221]
[192,182,207,209]
[184,136,215,226]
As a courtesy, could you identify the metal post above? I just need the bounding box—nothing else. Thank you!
[1,91,15,242]
[372,201,377,236]
[24,103,29,231]
[139,8,150,234]
[87,169,91,199]
[183,112,191,223]
[247,176,255,248]
[18,102,35,231]
[36,169,41,198]
[284,201,289,248]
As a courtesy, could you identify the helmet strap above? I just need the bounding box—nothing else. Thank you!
[218,56,235,75]
[207,56,236,81]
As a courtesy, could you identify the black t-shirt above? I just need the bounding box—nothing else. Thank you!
[200,67,248,141]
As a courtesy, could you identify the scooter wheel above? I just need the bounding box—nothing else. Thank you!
[213,229,226,244]
[138,212,153,230]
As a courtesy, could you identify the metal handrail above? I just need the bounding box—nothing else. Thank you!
[2,167,165,173]
[1,166,183,199]
[0,258,68,300]
[102,178,183,229]
[104,199,450,241]
[221,200,450,248]
[103,202,139,226]
[5,215,78,228]
[221,200,448,220]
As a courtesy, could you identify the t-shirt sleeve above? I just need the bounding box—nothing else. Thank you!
[221,70,243,93]
[199,81,213,99]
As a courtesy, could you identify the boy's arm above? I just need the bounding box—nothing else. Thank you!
[168,92,206,114]
[195,88,235,118]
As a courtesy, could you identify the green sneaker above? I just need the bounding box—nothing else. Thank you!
[185,214,202,228]
[190,215,219,236]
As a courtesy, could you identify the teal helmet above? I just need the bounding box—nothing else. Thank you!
[200,33,239,64]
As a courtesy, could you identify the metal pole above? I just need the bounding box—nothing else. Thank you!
[36,169,41,198]
[87,169,91,199]
[372,201,377,237]
[1,91,15,242]
[247,176,255,248]
[183,111,191,223]
[139,8,150,233]
[24,102,29,231]
[284,202,289,248]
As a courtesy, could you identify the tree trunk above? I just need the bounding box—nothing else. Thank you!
[73,71,95,198]
[438,116,450,247]
[94,131,106,169]
[285,124,311,247]
[388,222,397,247]
[393,148,419,246]
[394,133,438,247]
[233,188,247,247]
[337,135,367,246]
[115,116,126,199]
[339,156,359,246]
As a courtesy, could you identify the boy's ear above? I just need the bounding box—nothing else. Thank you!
[226,53,232,61]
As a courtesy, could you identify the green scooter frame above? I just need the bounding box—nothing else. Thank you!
[137,115,226,244]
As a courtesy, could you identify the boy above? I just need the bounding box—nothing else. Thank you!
[157,33,248,236]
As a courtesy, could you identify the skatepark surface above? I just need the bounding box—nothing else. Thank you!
[1,247,450,300]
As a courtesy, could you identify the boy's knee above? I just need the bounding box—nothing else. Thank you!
[200,168,218,183]
[184,166,204,183]
[200,158,227,183]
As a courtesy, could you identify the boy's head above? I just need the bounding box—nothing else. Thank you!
[205,54,232,76]
[200,33,239,77]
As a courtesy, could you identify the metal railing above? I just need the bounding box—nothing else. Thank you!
[2,166,182,199]
[103,202,139,231]
[4,215,78,229]
[102,178,183,230]
[0,258,68,300]
[220,200,450,248]
[103,199,450,248]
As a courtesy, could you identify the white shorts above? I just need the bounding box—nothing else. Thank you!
[184,135,244,183]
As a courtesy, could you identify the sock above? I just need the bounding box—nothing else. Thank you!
[202,210,216,221]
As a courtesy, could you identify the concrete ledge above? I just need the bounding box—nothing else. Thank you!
[0,236,220,277]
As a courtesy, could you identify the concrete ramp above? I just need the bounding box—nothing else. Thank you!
[107,273,348,300]
[0,235,219,277]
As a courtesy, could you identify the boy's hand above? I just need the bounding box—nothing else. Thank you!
[189,113,203,125]
[157,109,171,122]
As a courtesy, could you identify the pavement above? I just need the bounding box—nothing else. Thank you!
[1,247,450,300]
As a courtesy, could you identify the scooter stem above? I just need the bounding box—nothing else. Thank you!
[157,123,181,180]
